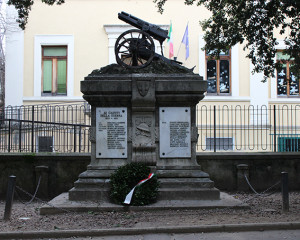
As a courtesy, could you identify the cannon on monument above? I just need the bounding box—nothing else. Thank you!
[115,11,183,69]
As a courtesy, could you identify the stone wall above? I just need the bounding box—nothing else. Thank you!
[0,152,299,199]
[197,152,300,191]
[0,153,90,200]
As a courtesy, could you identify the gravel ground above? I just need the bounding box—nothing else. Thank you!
[0,192,299,232]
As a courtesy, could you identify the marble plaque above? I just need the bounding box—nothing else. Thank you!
[96,107,127,158]
[160,107,191,158]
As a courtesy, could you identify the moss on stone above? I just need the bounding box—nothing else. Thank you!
[89,58,194,76]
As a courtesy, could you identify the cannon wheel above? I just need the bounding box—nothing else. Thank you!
[114,29,155,69]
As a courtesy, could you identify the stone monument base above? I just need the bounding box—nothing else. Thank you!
[40,192,247,215]
[69,166,220,201]
[70,64,220,203]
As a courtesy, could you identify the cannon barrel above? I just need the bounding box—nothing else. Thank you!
[118,11,169,44]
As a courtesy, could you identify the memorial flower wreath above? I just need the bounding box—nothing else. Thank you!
[110,162,159,206]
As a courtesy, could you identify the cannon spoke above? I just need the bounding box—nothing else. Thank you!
[115,29,155,69]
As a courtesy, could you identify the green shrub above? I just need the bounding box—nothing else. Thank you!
[109,162,159,206]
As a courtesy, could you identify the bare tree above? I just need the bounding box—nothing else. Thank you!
[0,0,6,110]
[0,0,21,110]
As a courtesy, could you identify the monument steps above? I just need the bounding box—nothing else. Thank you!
[158,187,220,200]
[156,169,210,178]
[69,187,109,201]
[159,178,215,188]
[79,170,114,178]
[73,179,110,188]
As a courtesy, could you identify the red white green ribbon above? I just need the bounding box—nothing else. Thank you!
[123,173,155,205]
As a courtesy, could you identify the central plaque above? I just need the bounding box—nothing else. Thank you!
[159,107,191,158]
[96,107,127,158]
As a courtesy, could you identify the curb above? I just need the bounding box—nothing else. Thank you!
[0,222,300,239]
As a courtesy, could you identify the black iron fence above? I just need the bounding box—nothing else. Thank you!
[0,103,299,153]
[0,102,91,153]
[196,104,300,152]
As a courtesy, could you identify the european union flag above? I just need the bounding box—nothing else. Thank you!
[181,24,189,60]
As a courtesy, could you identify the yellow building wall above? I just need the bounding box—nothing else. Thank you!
[23,0,211,100]
[22,0,297,107]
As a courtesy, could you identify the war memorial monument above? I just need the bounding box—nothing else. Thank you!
[41,13,244,213]
[68,12,220,202]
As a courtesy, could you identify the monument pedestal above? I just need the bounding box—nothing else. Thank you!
[69,70,220,202]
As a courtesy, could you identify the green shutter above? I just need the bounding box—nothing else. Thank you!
[43,60,52,92]
[57,59,67,94]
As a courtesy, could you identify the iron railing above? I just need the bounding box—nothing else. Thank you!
[0,103,299,153]
[3,102,91,125]
[0,102,91,153]
[196,104,300,152]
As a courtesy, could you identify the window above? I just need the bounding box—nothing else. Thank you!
[42,46,67,95]
[277,52,298,97]
[206,137,233,151]
[206,50,231,95]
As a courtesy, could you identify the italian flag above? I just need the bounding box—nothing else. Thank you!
[168,22,174,59]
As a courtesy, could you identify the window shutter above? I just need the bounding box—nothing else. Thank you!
[43,60,52,92]
[57,59,67,94]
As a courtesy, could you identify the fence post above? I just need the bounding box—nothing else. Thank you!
[236,164,249,191]
[273,105,277,152]
[78,126,82,153]
[18,120,22,152]
[31,106,34,153]
[281,171,289,212]
[35,166,49,199]
[4,175,16,220]
[8,120,11,153]
[74,125,77,152]
[214,105,216,152]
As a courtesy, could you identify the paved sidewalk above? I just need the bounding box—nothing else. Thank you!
[59,230,300,240]
[0,222,300,239]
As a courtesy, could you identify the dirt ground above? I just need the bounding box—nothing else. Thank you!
[0,192,299,232]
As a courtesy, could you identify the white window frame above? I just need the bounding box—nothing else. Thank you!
[199,34,241,101]
[33,35,74,100]
[270,40,299,103]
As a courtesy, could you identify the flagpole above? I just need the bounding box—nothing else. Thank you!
[175,21,189,61]
[175,43,183,60]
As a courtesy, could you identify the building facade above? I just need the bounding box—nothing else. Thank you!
[4,0,300,152]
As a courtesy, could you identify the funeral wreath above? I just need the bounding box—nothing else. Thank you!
[110,162,159,206]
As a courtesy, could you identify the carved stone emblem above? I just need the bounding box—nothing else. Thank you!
[133,116,153,146]
[137,80,150,97]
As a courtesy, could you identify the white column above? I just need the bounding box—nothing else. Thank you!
[249,64,268,107]
[249,63,269,124]
[231,45,239,97]
[5,5,24,107]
